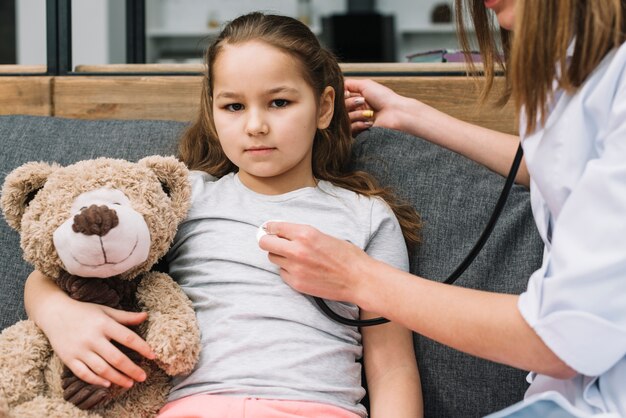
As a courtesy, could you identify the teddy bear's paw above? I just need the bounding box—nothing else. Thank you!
[145,312,201,376]
[11,395,98,418]
[0,320,51,406]
[102,365,170,418]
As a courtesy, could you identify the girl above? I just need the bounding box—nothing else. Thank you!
[259,0,626,416]
[24,12,422,418]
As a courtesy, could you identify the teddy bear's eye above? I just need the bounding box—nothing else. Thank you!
[24,188,42,208]
[160,180,172,198]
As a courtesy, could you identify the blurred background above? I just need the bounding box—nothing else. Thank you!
[2,0,475,68]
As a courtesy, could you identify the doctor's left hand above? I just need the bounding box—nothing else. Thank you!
[258,221,371,303]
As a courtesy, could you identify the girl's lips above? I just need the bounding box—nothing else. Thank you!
[484,0,499,9]
[245,147,276,155]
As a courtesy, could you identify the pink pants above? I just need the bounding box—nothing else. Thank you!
[157,394,361,418]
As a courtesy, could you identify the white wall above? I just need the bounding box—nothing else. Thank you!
[16,0,46,65]
[148,0,346,32]
[147,0,459,62]
[148,0,451,33]
[72,0,109,65]
[16,0,115,66]
[16,0,459,65]
[108,0,126,63]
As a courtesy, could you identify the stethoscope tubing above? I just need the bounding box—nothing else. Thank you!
[315,143,525,327]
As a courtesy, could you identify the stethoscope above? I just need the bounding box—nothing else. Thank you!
[314,143,525,327]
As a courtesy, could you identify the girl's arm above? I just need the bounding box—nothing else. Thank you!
[345,78,529,187]
[259,223,575,379]
[24,270,154,388]
[361,310,422,418]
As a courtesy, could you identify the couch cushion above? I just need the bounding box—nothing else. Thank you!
[0,115,186,330]
[0,117,543,418]
[352,127,543,417]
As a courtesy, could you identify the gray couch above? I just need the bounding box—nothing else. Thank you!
[0,115,543,417]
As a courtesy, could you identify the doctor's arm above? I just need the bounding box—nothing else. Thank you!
[259,223,575,380]
[24,269,153,387]
[344,78,529,187]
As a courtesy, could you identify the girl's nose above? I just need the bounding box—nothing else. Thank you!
[245,111,269,136]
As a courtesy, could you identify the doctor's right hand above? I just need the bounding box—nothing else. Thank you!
[258,221,373,305]
[345,78,424,136]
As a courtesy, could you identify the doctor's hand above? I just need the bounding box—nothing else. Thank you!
[258,221,374,303]
[345,78,422,136]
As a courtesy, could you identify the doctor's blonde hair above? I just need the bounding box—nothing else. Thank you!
[179,12,422,247]
[456,0,625,134]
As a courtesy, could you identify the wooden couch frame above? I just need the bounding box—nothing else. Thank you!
[0,63,515,135]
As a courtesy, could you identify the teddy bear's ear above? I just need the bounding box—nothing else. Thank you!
[138,156,191,220]
[1,161,59,231]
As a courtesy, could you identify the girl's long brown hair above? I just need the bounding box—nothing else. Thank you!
[179,12,421,247]
[455,0,625,134]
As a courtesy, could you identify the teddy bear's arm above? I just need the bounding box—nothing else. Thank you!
[136,272,200,376]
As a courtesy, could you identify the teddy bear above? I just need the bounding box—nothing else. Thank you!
[0,156,201,418]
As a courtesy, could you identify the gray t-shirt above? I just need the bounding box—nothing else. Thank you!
[167,171,410,417]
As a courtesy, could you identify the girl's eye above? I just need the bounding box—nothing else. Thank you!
[271,99,289,108]
[226,103,244,112]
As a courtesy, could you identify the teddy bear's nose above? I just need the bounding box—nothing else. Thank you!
[72,204,119,236]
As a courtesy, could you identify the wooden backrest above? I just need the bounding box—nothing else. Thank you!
[0,64,516,134]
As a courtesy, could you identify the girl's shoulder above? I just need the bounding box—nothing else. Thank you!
[188,170,216,195]
[316,180,362,201]
[317,180,392,214]
[189,170,217,183]
[188,170,236,201]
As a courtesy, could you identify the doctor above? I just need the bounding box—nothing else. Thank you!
[259,0,626,415]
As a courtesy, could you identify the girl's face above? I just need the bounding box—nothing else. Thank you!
[211,41,334,195]
[484,0,516,30]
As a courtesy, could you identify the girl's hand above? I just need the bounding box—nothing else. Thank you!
[258,222,372,303]
[35,294,155,388]
[344,78,416,135]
